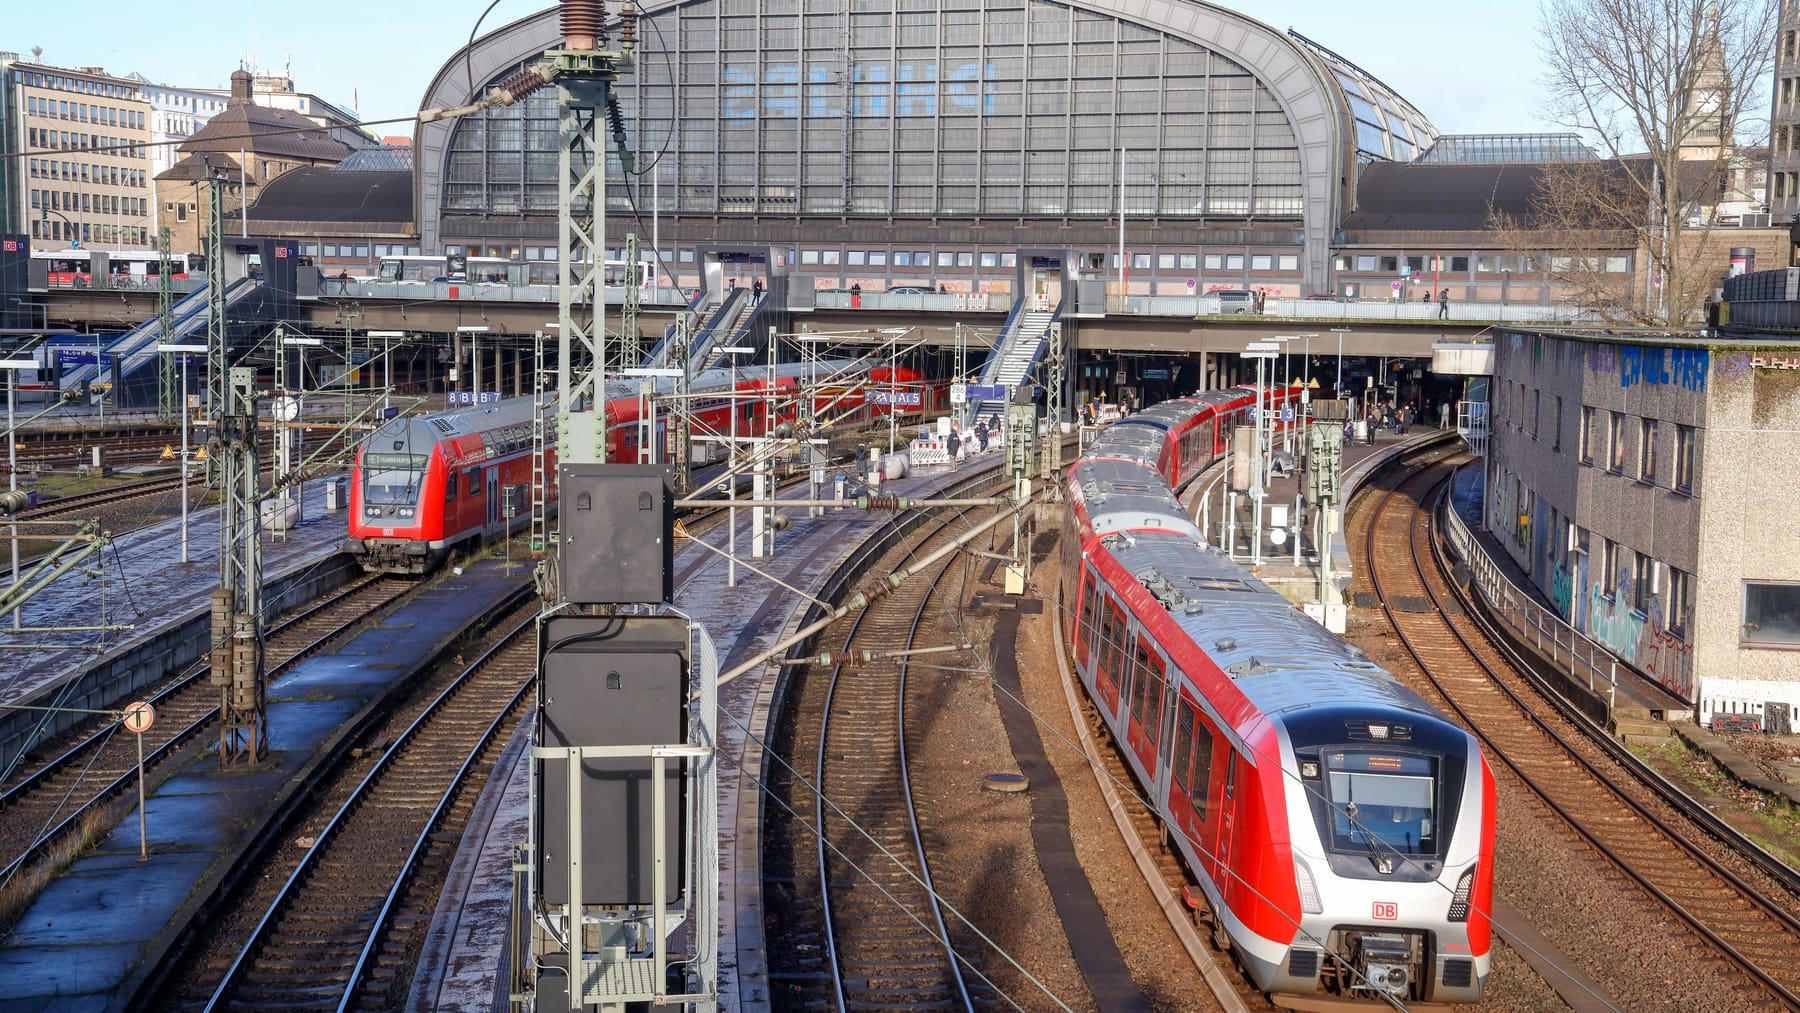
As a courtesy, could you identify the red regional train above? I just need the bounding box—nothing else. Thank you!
[1060,388,1496,1005]
[348,360,945,574]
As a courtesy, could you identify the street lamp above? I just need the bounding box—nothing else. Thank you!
[1,358,35,628]
[1243,341,1280,565]
[157,343,207,563]
[369,330,404,416]
[721,345,754,588]
[1329,327,1351,398]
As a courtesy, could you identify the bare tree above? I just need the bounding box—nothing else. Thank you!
[1537,0,1779,326]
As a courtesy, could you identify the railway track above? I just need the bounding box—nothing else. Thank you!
[177,605,538,1011]
[15,473,191,520]
[1360,458,1800,1008]
[0,576,413,896]
[764,494,1008,1009]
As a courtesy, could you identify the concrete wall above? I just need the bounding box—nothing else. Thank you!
[1490,331,1710,702]
[1694,350,1800,721]
[1489,328,1800,725]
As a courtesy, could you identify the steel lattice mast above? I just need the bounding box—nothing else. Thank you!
[202,171,266,763]
[156,227,176,421]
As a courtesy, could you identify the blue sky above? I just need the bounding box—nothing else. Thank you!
[11,0,1555,138]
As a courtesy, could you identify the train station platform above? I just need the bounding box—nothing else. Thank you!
[0,559,532,1013]
[0,478,354,773]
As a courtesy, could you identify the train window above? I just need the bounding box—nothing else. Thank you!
[1187,713,1215,822]
[466,468,480,496]
[363,452,427,505]
[1322,751,1438,856]
[445,470,458,499]
[1129,642,1150,726]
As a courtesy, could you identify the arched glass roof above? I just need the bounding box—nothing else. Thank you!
[1287,30,1437,163]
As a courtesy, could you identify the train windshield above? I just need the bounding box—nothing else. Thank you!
[362,452,427,505]
[1322,751,1438,856]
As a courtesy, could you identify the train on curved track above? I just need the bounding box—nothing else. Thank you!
[347,360,945,574]
[1059,387,1496,1005]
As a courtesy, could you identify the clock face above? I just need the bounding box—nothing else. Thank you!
[272,396,298,422]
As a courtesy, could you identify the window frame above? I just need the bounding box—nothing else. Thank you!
[1675,424,1696,494]
[1638,419,1658,485]
[1741,580,1800,649]
[1607,411,1628,474]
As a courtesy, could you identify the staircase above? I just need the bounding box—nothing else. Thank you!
[971,305,1057,424]
[59,277,256,392]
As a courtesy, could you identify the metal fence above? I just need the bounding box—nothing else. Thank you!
[1439,470,1620,714]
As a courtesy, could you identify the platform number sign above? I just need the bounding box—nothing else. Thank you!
[1371,901,1399,921]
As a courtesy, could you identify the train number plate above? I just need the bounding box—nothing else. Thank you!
[1371,901,1398,921]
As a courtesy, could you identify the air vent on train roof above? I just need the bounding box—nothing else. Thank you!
[430,419,458,435]
[1139,568,1189,612]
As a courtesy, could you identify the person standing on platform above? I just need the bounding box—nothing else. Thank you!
[850,281,862,308]
[1438,288,1450,319]
[975,418,990,453]
[752,277,763,300]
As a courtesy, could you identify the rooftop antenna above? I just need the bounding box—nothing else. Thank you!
[29,46,41,63]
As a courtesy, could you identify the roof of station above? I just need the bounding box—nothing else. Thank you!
[1287,30,1439,163]
[335,146,414,172]
[1416,133,1598,164]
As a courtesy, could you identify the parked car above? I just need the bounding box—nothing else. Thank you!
[1214,289,1258,313]
[886,286,927,295]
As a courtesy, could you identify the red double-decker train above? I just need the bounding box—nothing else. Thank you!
[347,361,944,574]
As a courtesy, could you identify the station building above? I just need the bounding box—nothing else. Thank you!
[1484,325,1800,732]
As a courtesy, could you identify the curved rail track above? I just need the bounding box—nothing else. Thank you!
[764,496,1010,1009]
[0,575,413,890]
[185,606,538,1012]
[1359,457,1800,1008]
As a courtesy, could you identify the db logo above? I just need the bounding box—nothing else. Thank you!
[1371,901,1399,921]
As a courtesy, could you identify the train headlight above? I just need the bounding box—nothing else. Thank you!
[398,507,415,518]
[1446,864,1477,923]
[1293,855,1324,914]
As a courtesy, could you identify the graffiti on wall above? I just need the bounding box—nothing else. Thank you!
[1619,346,1708,392]
[1578,562,1694,699]
[1551,560,1574,619]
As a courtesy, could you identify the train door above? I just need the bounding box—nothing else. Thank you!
[1168,696,1215,875]
[1211,747,1238,903]
[487,470,499,530]
[1074,569,1099,669]
[1126,636,1164,775]
[1094,594,1124,715]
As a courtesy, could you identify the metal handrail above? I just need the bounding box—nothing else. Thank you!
[1438,465,1620,715]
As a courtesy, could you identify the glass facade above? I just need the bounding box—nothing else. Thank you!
[1416,133,1598,164]
[1286,30,1436,163]
[442,0,1307,222]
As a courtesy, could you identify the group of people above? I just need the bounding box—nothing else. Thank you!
[1346,402,1425,445]
[940,418,993,462]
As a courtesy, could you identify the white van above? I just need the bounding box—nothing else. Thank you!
[1215,289,1258,313]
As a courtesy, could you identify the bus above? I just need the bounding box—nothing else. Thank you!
[32,249,196,288]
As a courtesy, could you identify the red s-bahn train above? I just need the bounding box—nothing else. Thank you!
[347,360,944,574]
[1060,387,1496,1005]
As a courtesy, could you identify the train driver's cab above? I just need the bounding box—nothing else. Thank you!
[361,450,427,521]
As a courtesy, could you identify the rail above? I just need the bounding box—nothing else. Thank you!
[1438,466,1621,715]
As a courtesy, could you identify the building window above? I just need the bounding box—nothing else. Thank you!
[1638,419,1658,484]
[1633,554,1655,614]
[1742,581,1800,647]
[1531,389,1541,440]
[1608,412,1627,473]
[1579,406,1596,464]
[1599,539,1618,598]
[1674,424,1696,493]
[1552,396,1563,452]
[1251,254,1272,270]
[1668,567,1691,639]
